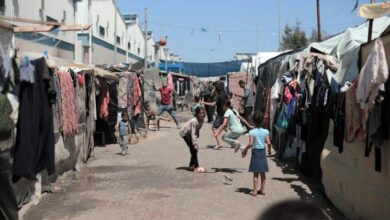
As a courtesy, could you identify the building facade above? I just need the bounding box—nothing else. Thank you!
[2,0,173,66]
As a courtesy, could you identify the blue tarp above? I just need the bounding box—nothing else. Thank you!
[158,60,249,77]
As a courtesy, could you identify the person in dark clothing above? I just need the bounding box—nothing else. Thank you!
[13,57,55,181]
[202,82,227,149]
[202,81,214,123]
[235,80,255,133]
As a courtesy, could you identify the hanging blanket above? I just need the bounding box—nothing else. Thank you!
[58,70,78,138]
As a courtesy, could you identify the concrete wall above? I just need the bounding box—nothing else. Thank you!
[321,122,390,220]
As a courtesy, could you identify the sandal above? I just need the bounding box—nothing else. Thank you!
[213,145,223,150]
[249,191,257,197]
[257,190,266,195]
[234,143,241,153]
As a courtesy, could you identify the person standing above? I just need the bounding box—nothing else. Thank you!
[202,82,227,149]
[153,81,180,129]
[116,112,131,156]
[202,81,214,123]
[241,111,271,196]
[235,80,255,132]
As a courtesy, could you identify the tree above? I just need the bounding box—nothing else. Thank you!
[308,29,329,43]
[280,20,308,51]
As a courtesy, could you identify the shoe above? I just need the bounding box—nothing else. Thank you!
[121,148,126,156]
[213,145,223,150]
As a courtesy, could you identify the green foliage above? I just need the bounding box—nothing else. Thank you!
[280,20,308,51]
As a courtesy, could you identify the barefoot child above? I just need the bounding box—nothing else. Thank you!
[116,112,130,156]
[242,111,271,196]
[214,100,252,152]
[179,106,206,172]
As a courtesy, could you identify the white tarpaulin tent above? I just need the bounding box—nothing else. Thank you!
[307,16,390,85]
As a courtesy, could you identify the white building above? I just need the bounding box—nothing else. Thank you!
[2,0,174,66]
[3,0,76,60]
[234,52,282,75]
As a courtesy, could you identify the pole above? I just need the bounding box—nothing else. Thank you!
[316,0,322,41]
[165,47,168,72]
[277,0,281,50]
[88,0,92,65]
[256,22,259,52]
[144,8,148,69]
[368,0,375,42]
[114,1,117,64]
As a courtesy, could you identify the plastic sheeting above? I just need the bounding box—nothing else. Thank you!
[143,68,160,113]
[227,72,254,111]
[307,16,390,86]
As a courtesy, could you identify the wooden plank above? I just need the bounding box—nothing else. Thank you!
[0,19,15,31]
[59,24,90,31]
[0,16,61,26]
[13,25,55,33]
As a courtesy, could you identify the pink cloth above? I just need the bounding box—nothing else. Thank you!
[58,70,78,138]
[345,78,365,143]
[99,82,110,119]
[228,73,253,111]
[356,38,389,110]
[132,75,141,116]
[167,72,174,91]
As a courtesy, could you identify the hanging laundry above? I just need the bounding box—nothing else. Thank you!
[19,58,35,83]
[345,78,365,143]
[99,79,110,119]
[117,76,129,109]
[132,75,141,116]
[356,38,389,111]
[13,57,55,180]
[58,70,78,138]
[167,72,174,91]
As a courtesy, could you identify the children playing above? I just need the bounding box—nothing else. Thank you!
[179,106,206,172]
[213,100,253,152]
[192,96,201,116]
[116,112,130,156]
[242,111,271,196]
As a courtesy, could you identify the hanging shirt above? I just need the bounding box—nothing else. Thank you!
[20,63,35,83]
[249,128,269,150]
[224,108,244,133]
[159,87,172,105]
[215,93,227,116]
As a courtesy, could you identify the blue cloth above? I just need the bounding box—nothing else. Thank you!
[249,149,269,173]
[249,128,269,150]
[119,120,129,136]
[158,104,179,126]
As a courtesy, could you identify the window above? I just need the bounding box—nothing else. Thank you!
[0,0,4,16]
[41,0,44,9]
[127,42,131,50]
[62,10,66,23]
[116,36,121,45]
[46,16,58,23]
[99,26,105,37]
[137,47,140,55]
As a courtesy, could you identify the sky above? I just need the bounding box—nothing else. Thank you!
[117,0,366,63]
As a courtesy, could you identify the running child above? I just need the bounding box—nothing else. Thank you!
[179,106,206,172]
[213,100,252,152]
[116,112,130,156]
[241,111,271,196]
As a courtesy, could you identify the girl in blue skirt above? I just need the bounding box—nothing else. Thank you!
[242,111,271,196]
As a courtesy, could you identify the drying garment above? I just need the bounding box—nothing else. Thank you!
[263,90,271,129]
[359,2,390,19]
[132,75,141,116]
[76,74,86,124]
[356,38,389,112]
[345,78,365,143]
[19,62,35,83]
[117,76,128,109]
[13,57,55,180]
[58,70,78,138]
[167,72,174,91]
[99,79,110,119]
